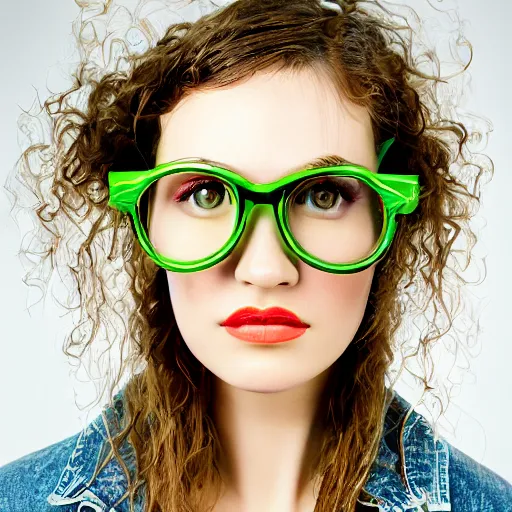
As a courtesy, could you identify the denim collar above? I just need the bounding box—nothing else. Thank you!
[358,392,451,511]
[46,388,451,512]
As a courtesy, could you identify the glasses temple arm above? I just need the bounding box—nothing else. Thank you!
[377,138,395,170]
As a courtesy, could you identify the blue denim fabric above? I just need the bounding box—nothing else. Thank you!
[0,387,510,511]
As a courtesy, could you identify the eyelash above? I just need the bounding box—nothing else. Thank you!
[171,177,361,209]
[296,178,360,205]
[172,178,227,203]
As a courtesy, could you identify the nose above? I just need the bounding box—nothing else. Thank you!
[232,204,300,288]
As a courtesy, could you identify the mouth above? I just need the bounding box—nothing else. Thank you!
[220,306,310,344]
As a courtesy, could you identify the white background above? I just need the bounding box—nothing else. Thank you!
[0,0,510,483]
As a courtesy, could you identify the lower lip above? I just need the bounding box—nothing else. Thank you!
[223,325,308,343]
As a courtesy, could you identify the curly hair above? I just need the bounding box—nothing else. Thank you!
[4,0,492,510]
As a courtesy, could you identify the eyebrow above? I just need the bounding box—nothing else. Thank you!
[191,154,356,174]
[300,154,354,171]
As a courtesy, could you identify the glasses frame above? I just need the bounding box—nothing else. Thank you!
[108,138,420,274]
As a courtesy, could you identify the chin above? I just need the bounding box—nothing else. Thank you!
[213,368,316,394]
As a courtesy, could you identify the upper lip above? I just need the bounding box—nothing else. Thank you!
[220,307,310,328]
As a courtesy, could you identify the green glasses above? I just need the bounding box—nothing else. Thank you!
[108,138,419,274]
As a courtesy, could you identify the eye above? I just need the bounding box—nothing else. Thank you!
[294,177,359,212]
[173,178,230,209]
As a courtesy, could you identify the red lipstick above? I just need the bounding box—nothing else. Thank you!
[220,307,310,344]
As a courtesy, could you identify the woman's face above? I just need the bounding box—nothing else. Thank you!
[154,67,377,393]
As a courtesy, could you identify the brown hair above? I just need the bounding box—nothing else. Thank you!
[6,0,491,510]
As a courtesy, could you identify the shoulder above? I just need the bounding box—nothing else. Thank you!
[0,388,142,512]
[0,432,80,512]
[362,391,512,511]
[447,442,512,512]
[0,384,146,512]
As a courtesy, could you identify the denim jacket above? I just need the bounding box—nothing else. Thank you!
[0,387,510,512]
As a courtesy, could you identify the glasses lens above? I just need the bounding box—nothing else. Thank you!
[286,175,384,264]
[137,170,384,268]
[138,171,238,262]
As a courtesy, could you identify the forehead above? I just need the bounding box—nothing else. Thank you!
[156,67,377,182]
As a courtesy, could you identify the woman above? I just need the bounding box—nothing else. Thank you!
[0,0,510,510]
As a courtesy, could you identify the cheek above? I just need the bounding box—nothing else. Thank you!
[165,271,215,362]
[165,271,212,312]
[301,264,374,303]
[298,264,375,332]
[165,269,225,341]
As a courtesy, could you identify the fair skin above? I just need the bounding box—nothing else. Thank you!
[154,66,377,512]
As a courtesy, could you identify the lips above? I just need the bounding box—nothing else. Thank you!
[220,306,310,328]
[220,307,310,344]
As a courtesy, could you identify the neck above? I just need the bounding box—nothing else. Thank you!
[210,368,330,511]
